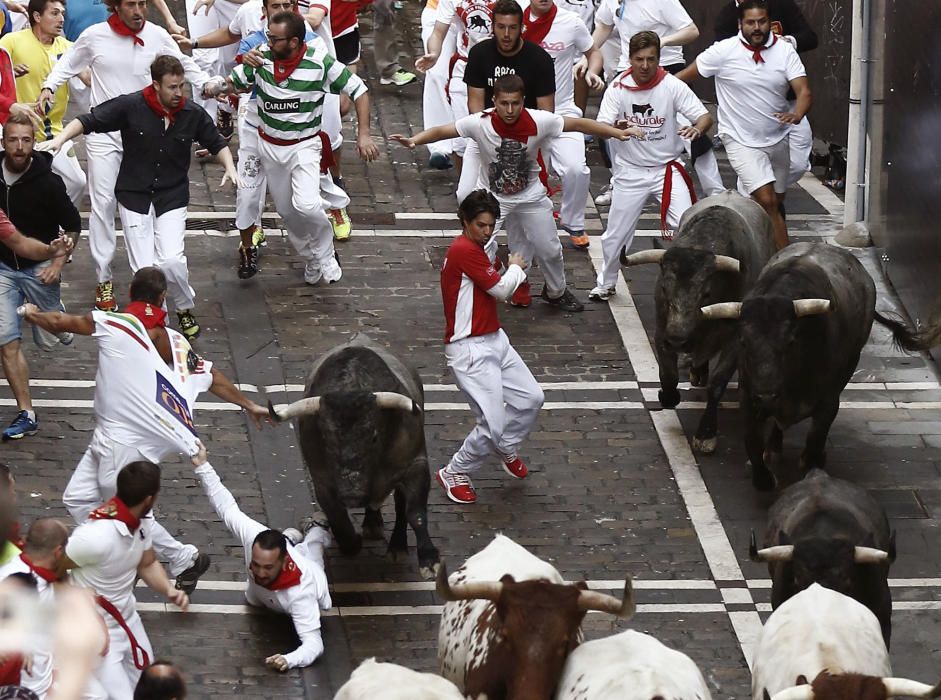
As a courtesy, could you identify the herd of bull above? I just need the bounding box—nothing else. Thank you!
[269,192,941,699]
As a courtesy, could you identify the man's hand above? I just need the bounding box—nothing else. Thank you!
[193,0,214,14]
[242,48,265,68]
[357,134,379,161]
[38,88,54,115]
[37,260,64,285]
[18,302,39,320]
[201,77,227,99]
[508,253,528,269]
[5,1,26,14]
[10,103,42,129]
[774,111,803,125]
[171,33,193,50]
[265,654,289,672]
[166,587,189,611]
[244,402,270,429]
[614,123,646,140]
[34,135,65,154]
[388,133,415,149]
[13,63,28,77]
[573,55,588,79]
[220,167,244,190]
[584,71,604,90]
[48,234,74,258]
[190,440,208,467]
[677,125,702,140]
[414,52,439,74]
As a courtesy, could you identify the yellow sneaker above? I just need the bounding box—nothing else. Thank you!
[330,208,351,240]
[251,226,267,247]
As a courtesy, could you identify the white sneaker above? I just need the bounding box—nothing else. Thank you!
[304,259,322,285]
[282,527,303,546]
[321,255,342,284]
[594,185,613,206]
[588,285,616,301]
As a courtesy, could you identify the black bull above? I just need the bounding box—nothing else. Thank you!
[269,334,440,579]
[701,242,926,490]
[751,469,895,646]
[622,191,777,454]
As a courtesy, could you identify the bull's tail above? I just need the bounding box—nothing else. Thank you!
[873,310,928,353]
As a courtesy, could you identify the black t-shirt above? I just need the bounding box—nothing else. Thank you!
[463,39,556,109]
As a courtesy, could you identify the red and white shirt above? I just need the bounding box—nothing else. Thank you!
[529,6,592,117]
[442,236,506,343]
[436,0,496,60]
[696,33,805,148]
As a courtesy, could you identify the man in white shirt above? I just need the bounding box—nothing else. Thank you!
[589,30,712,301]
[523,0,603,250]
[392,75,644,313]
[191,444,332,671]
[677,0,811,248]
[37,0,216,313]
[60,461,189,698]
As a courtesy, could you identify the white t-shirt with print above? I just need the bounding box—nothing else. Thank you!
[228,0,264,37]
[436,0,497,59]
[695,34,806,148]
[455,109,564,204]
[595,0,693,70]
[597,72,707,173]
[532,7,593,117]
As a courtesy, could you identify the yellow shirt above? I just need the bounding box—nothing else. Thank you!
[0,30,71,140]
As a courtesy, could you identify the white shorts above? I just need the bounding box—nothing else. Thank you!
[721,135,790,195]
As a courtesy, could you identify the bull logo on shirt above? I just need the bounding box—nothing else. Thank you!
[489,139,530,195]
[632,103,655,117]
[155,372,198,437]
[625,103,666,129]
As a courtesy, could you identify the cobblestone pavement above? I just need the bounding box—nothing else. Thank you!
[9,4,941,697]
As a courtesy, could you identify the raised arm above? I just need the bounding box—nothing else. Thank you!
[388,123,462,149]
[192,449,267,548]
[20,306,95,335]
[415,21,450,73]
[208,367,269,428]
[562,116,645,141]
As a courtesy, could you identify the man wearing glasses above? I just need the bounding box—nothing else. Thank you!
[207,11,378,287]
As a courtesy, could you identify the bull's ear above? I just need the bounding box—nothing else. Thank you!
[764,690,772,700]
[797,675,808,685]
[499,574,516,584]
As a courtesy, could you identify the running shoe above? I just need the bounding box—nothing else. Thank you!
[428,153,453,170]
[588,285,616,302]
[304,259,322,285]
[330,208,352,240]
[251,225,267,248]
[321,255,342,284]
[594,184,612,207]
[177,310,201,340]
[436,466,477,504]
[509,281,531,308]
[501,454,528,479]
[541,286,585,312]
[217,109,234,141]
[174,552,211,596]
[562,225,590,249]
[238,244,259,279]
[95,281,116,311]
[282,528,303,546]
[2,411,37,441]
[381,69,417,86]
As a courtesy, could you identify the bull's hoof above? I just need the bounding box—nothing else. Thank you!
[693,436,717,454]
[751,467,776,492]
[689,367,709,388]
[419,561,441,581]
[338,534,363,557]
[362,523,385,541]
[386,545,409,564]
[659,387,681,409]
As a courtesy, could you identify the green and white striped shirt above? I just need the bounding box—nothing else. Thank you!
[230,41,367,141]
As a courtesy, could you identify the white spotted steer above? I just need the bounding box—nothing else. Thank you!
[437,535,635,700]
[334,658,466,700]
[752,583,940,700]
[556,629,713,700]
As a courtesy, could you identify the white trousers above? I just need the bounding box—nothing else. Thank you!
[64,428,198,577]
[548,130,590,231]
[597,165,692,289]
[446,329,544,474]
[489,196,568,297]
[259,136,342,265]
[85,132,124,283]
[421,7,456,158]
[447,59,469,156]
[118,205,195,311]
[95,609,153,700]
[235,121,267,232]
[51,140,87,206]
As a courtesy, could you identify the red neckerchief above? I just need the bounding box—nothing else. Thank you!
[617,66,668,91]
[89,496,141,534]
[487,108,538,144]
[274,42,307,82]
[262,552,302,591]
[142,85,185,125]
[522,3,557,46]
[124,301,167,329]
[107,13,144,47]
[19,553,58,583]
[740,31,777,63]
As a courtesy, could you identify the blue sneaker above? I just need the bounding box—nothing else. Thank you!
[2,411,37,441]
[428,153,453,170]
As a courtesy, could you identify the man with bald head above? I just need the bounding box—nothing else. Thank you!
[134,660,187,699]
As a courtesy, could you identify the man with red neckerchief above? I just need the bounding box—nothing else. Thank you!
[589,31,712,302]
[191,442,332,672]
[58,461,187,698]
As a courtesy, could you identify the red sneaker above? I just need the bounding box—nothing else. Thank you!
[509,281,531,308]
[436,467,477,504]
[502,454,528,479]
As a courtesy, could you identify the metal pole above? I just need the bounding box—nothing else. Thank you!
[844,0,873,227]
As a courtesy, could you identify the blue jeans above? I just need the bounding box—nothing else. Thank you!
[0,260,64,348]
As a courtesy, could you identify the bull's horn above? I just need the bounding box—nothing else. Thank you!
[793,299,831,317]
[269,397,320,422]
[435,562,503,603]
[713,255,741,273]
[770,686,815,700]
[883,678,941,698]
[854,546,890,564]
[577,576,635,618]
[373,392,419,414]
[620,248,666,266]
[701,302,743,320]
[752,545,794,562]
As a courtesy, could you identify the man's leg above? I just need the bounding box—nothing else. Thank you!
[0,266,29,413]
[752,183,788,249]
[517,197,568,299]
[117,204,156,274]
[235,119,266,278]
[493,330,544,459]
[455,140,481,204]
[153,207,199,337]
[64,432,139,522]
[787,115,813,187]
[50,141,87,207]
[595,175,649,293]
[421,11,456,164]
[95,623,137,700]
[549,130,591,247]
[85,133,123,307]
[150,519,199,579]
[373,0,415,85]
[693,148,726,197]
[119,612,153,692]
[722,136,789,249]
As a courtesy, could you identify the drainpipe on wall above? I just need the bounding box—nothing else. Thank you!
[843,0,873,231]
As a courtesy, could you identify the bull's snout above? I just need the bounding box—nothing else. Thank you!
[754,391,779,406]
[665,334,692,353]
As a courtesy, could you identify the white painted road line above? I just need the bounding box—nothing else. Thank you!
[393,211,836,223]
